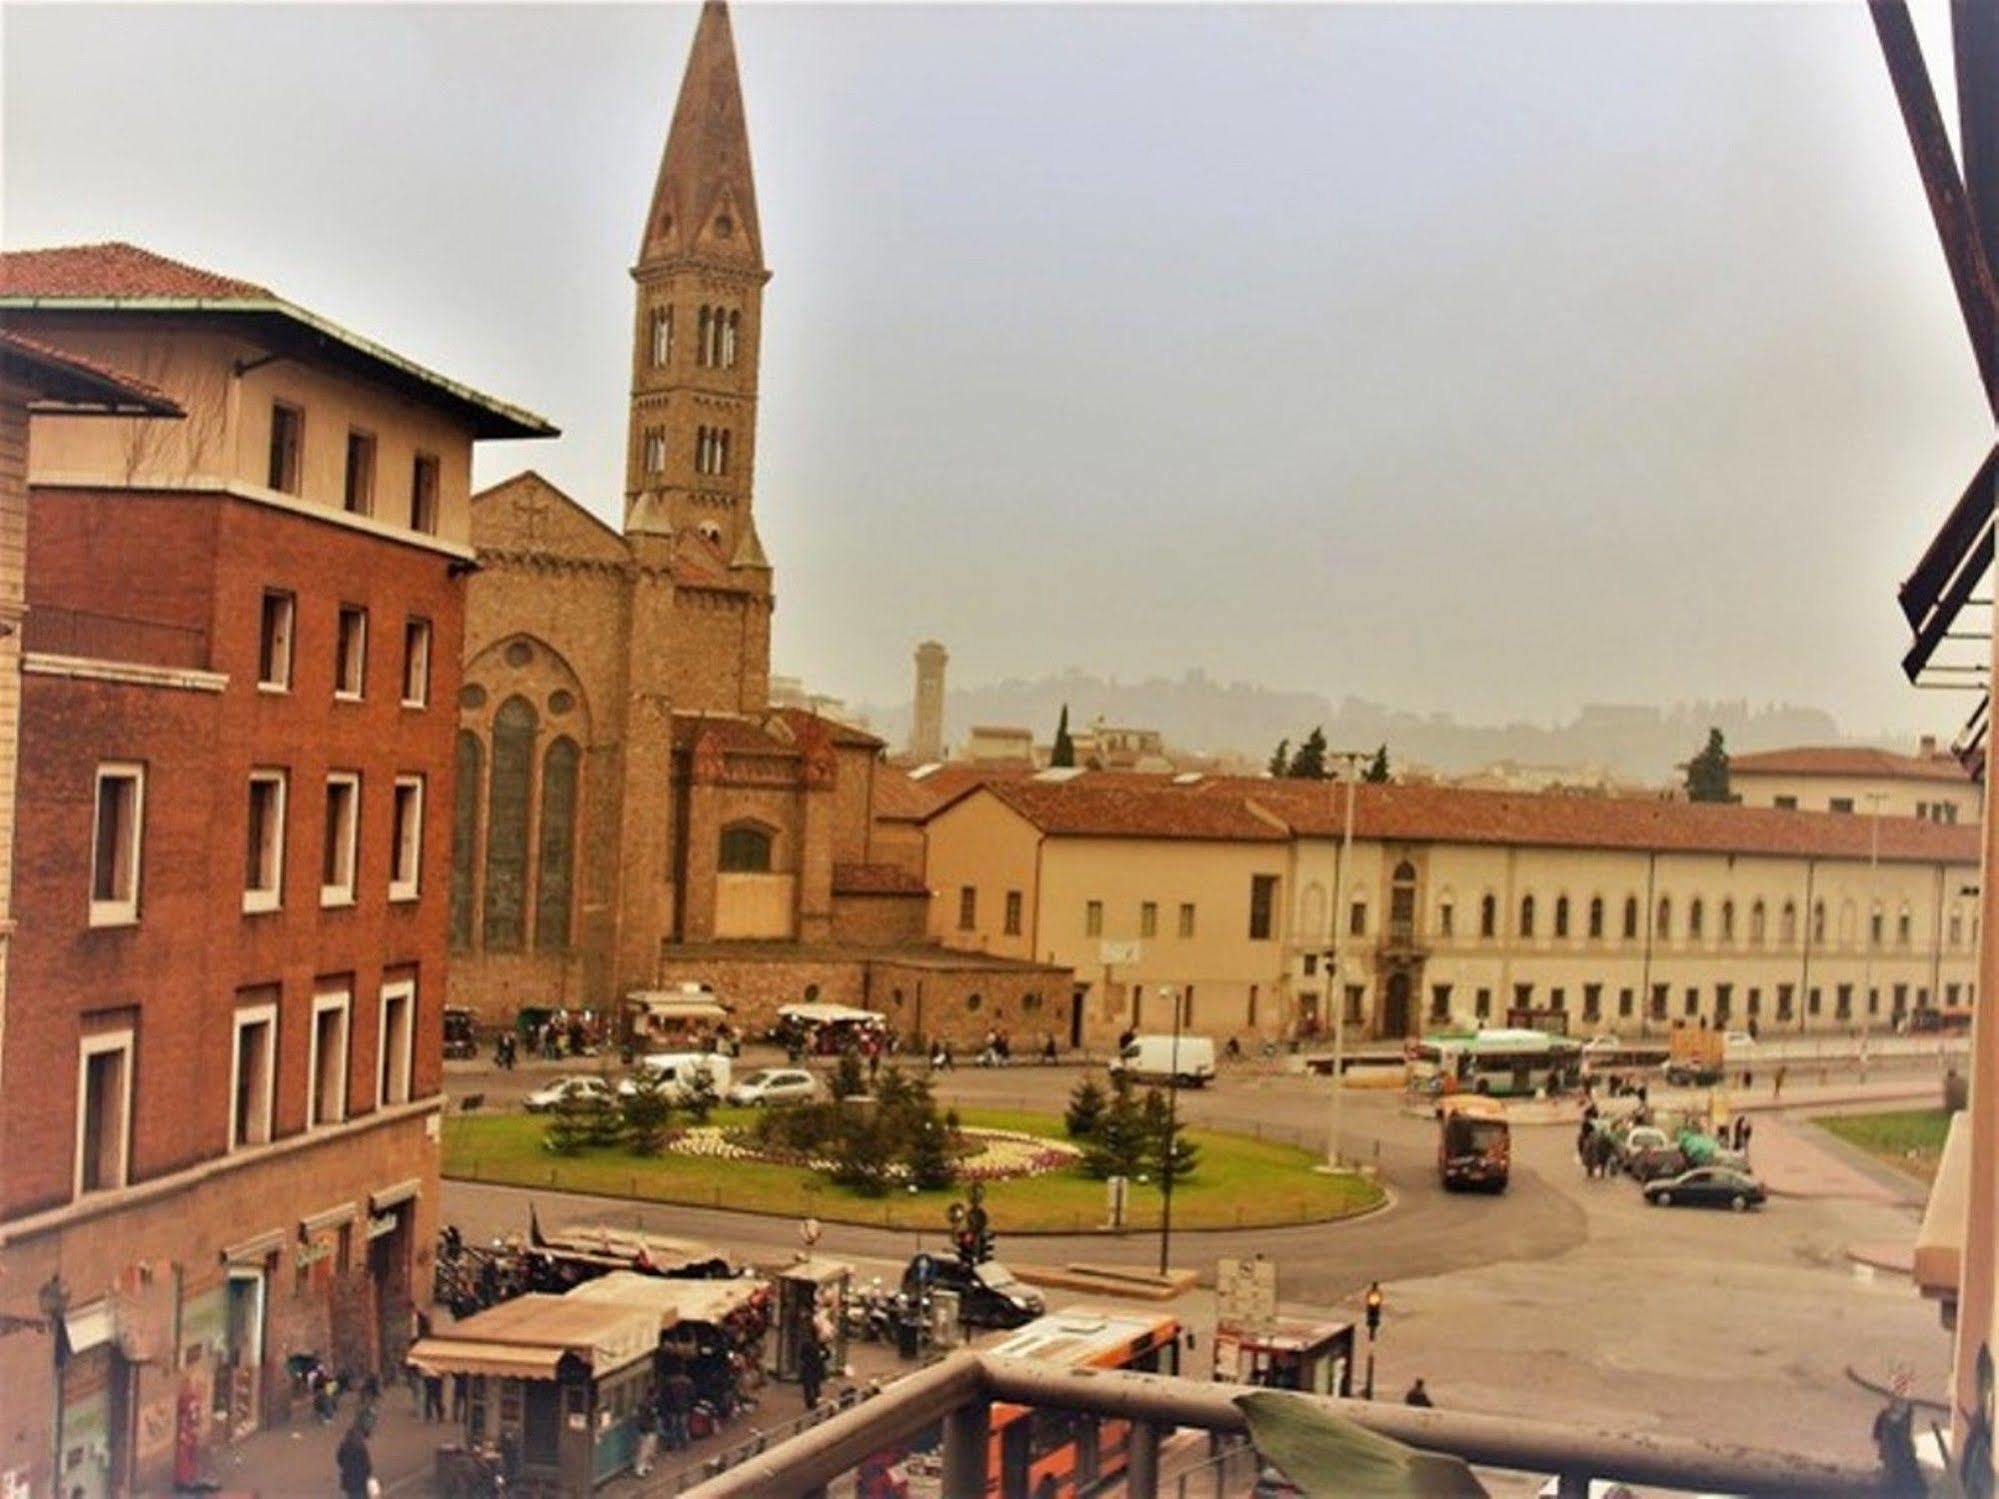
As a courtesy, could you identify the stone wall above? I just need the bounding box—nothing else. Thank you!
[831,892,928,947]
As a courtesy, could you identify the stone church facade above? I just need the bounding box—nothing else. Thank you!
[448,2,1066,1036]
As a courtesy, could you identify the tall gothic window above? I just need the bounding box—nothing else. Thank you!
[535,737,580,950]
[719,823,772,872]
[697,305,714,367]
[483,696,536,949]
[723,310,740,368]
[650,306,673,367]
[449,731,482,950]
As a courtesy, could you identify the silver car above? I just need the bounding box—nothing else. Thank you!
[726,1067,820,1107]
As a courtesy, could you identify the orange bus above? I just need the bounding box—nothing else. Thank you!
[985,1307,1185,1498]
[1437,1095,1510,1191]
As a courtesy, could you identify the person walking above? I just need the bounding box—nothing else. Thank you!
[336,1421,374,1499]
[1404,1378,1434,1407]
[661,1359,695,1451]
[632,1401,660,1477]
[1736,1116,1753,1159]
[800,1327,827,1410]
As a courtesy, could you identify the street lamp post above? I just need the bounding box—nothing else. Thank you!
[1159,985,1181,1276]
[1325,754,1362,1169]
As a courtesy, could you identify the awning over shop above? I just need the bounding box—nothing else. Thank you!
[627,989,729,1024]
[407,1338,563,1380]
[566,1270,763,1330]
[777,1003,883,1026]
[371,1178,422,1211]
[408,1294,656,1380]
[65,1301,114,1355]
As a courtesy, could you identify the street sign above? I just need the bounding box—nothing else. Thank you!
[1217,1254,1277,1335]
[1100,941,1141,966]
[911,1253,935,1284]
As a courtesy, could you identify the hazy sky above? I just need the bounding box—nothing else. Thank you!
[5,2,1989,738]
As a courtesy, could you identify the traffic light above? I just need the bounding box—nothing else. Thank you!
[968,1205,993,1264]
[1364,1281,1383,1333]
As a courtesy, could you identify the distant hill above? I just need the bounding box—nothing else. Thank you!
[853,669,1856,782]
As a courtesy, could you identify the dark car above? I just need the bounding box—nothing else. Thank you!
[1642,1166,1767,1211]
[902,1255,1045,1330]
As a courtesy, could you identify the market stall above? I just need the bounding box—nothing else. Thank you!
[769,1257,851,1382]
[410,1294,656,1492]
[531,1216,735,1280]
[624,986,732,1051]
[569,1272,773,1436]
[772,1002,886,1056]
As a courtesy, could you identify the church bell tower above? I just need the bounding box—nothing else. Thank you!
[625,0,771,578]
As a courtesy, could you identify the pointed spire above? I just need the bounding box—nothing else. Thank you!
[640,1,763,270]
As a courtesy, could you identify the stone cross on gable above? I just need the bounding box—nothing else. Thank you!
[512,488,554,545]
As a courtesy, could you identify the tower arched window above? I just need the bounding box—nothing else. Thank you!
[1389,860,1416,934]
[483,696,536,950]
[719,823,772,872]
[718,429,730,476]
[723,310,740,368]
[644,426,666,474]
[650,306,673,367]
[697,305,713,367]
[1780,900,1797,944]
[449,730,482,950]
[535,737,580,950]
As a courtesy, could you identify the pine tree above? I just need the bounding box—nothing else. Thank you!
[1052,704,1076,768]
[832,1106,896,1196]
[544,1089,591,1156]
[580,1084,623,1148]
[1064,1074,1107,1139]
[904,1107,956,1190]
[1139,1087,1200,1185]
[620,1063,675,1156]
[1082,1075,1146,1179]
[1685,727,1732,803]
[681,1059,720,1124]
[1364,744,1391,783]
[1288,727,1329,779]
[1267,739,1290,778]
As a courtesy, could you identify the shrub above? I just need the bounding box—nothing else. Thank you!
[682,1061,720,1125]
[621,1065,675,1156]
[831,1105,897,1196]
[832,1051,866,1100]
[544,1090,591,1156]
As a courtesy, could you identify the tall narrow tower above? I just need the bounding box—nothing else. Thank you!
[625,0,771,577]
[911,640,948,762]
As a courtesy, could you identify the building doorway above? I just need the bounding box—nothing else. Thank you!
[1068,988,1085,1050]
[367,1203,412,1378]
[219,1269,265,1440]
[1382,971,1412,1039]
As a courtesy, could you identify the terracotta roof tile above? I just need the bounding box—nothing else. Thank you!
[832,862,929,896]
[0,328,182,414]
[771,706,882,750]
[1726,745,1971,784]
[0,241,274,301]
[672,714,796,755]
[871,768,938,822]
[968,778,1289,842]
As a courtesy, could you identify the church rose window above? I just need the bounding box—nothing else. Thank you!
[535,738,580,950]
[450,731,482,950]
[483,696,536,949]
[719,823,772,872]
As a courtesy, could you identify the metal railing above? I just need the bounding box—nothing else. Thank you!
[677,1353,1890,1499]
[658,1369,919,1495]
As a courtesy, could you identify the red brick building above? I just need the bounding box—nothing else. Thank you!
[0,244,551,1497]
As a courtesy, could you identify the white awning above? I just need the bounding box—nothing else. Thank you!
[777,1003,883,1025]
[65,1301,114,1354]
[371,1178,422,1211]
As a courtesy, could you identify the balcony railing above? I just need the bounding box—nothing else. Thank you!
[22,604,209,671]
[675,1352,1889,1499]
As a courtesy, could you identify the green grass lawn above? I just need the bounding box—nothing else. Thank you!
[1816,1109,1953,1183]
[443,1105,1383,1233]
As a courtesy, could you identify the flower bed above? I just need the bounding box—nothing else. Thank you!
[677,1125,1079,1181]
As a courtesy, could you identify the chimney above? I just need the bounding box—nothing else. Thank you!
[910,641,948,762]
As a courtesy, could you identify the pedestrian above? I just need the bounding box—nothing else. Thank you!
[1404,1378,1434,1408]
[1737,1116,1753,1158]
[633,1401,660,1477]
[1575,1117,1594,1167]
[800,1327,827,1410]
[1043,1033,1058,1064]
[662,1357,695,1450]
[1118,1027,1136,1054]
[336,1421,374,1499]
[423,1369,445,1422]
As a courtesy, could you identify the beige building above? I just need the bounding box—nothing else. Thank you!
[923,770,1980,1047]
[1727,741,1979,824]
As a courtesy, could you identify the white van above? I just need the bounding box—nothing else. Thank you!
[625,1051,733,1102]
[1109,1034,1217,1087]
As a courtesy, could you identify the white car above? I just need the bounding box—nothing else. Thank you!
[726,1068,820,1107]
[523,1075,613,1113]
[1722,1031,1757,1054]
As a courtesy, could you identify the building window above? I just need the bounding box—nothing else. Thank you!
[244,771,287,912]
[1650,984,1668,1019]
[1251,875,1279,941]
[1344,984,1365,1024]
[267,402,302,494]
[1777,984,1795,1021]
[1948,982,1962,1007]
[1870,906,1884,947]
[1583,984,1602,1021]
[1689,899,1705,940]
[1303,953,1318,976]
[335,606,368,700]
[1951,909,1964,946]
[1480,894,1497,939]
[1177,902,1195,938]
[719,823,773,873]
[1774,795,1798,810]
[90,763,144,926]
[1684,986,1699,1018]
[1720,899,1735,942]
[1140,901,1158,938]
[230,1005,276,1149]
[1622,896,1638,940]
[644,426,667,474]
[1657,897,1671,940]
[698,306,714,367]
[1513,982,1534,1010]
[1430,983,1452,1021]
[402,620,432,707]
[1587,896,1603,940]
[1617,987,1634,1018]
[484,698,535,949]
[1777,900,1793,944]
[1898,909,1912,947]
[449,732,482,951]
[1389,861,1417,933]
[1348,898,1366,938]
[1519,894,1536,939]
[1437,899,1454,938]
[321,772,360,906]
[1086,900,1104,938]
[1830,797,1855,814]
[390,776,424,901]
[1474,987,1492,1019]
[258,590,295,691]
[343,429,376,515]
[723,309,741,368]
[1813,900,1826,944]
[410,453,440,534]
[958,886,977,931]
[1004,890,1022,936]
[535,738,579,950]
[1868,986,1881,1016]
[1550,987,1567,1013]
[76,1031,134,1196]
[378,980,415,1108]
[1835,984,1852,1020]
[650,305,673,367]
[1748,986,1763,1017]
[1715,983,1733,1023]
[309,988,351,1128]
[1554,895,1570,938]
